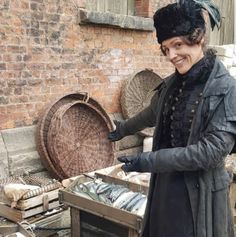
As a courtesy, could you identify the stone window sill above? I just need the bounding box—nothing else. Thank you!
[78,9,154,32]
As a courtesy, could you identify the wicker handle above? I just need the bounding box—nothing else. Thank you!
[51,100,114,135]
[77,91,90,103]
[50,101,81,135]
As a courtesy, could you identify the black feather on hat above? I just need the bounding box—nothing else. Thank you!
[153,0,221,44]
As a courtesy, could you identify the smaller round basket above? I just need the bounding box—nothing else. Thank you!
[47,101,114,179]
[121,70,162,136]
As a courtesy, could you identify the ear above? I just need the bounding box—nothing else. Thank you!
[202,9,209,24]
[200,37,205,45]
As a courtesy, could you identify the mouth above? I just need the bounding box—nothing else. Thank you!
[173,58,185,67]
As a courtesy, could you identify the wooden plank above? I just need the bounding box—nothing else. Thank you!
[105,0,127,15]
[71,208,81,237]
[22,200,61,219]
[0,203,22,223]
[0,201,61,222]
[97,0,105,12]
[127,0,135,15]
[209,0,234,45]
[223,0,234,44]
[17,189,59,210]
[229,183,236,215]
[85,0,97,11]
[85,0,105,12]
[128,228,139,237]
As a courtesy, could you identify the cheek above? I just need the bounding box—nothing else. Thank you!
[188,54,196,64]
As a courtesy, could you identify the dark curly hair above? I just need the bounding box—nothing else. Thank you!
[160,27,210,56]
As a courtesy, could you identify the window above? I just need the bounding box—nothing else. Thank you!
[79,0,154,31]
[85,0,135,16]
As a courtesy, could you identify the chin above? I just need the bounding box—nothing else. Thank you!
[177,68,187,74]
[176,66,190,75]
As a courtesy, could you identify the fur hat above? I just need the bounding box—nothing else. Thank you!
[154,0,221,44]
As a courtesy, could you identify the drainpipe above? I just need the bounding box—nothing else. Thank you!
[234,0,236,43]
[235,0,236,45]
[234,0,236,64]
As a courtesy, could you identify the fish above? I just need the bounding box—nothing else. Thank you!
[73,182,100,201]
[113,191,135,209]
[132,198,147,216]
[109,186,129,202]
[125,193,144,212]
[72,184,93,200]
[96,182,112,194]
[119,192,141,210]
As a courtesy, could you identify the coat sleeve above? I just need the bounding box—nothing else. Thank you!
[205,80,236,152]
[118,89,160,136]
[144,131,235,172]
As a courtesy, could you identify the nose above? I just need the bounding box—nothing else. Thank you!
[168,48,177,61]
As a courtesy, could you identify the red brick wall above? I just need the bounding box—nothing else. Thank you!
[0,0,174,129]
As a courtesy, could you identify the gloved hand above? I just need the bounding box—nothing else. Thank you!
[117,152,154,173]
[108,120,124,142]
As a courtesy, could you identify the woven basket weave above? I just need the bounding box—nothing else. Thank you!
[36,93,114,180]
[121,70,162,136]
[47,101,114,179]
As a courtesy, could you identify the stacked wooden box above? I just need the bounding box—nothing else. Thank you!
[0,189,61,223]
[0,176,62,223]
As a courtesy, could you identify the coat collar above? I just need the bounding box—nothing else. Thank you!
[202,57,231,97]
[164,57,232,97]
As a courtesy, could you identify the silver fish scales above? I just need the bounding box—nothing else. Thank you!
[109,186,129,202]
[125,193,144,212]
[119,192,141,210]
[130,196,147,215]
[113,191,136,209]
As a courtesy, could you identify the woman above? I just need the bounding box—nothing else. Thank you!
[108,1,236,237]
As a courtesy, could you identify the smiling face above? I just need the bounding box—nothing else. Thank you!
[161,36,204,74]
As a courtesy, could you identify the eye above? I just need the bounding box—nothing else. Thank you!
[175,42,182,49]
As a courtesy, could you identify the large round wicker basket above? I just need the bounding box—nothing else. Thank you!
[47,101,114,179]
[36,93,114,180]
[121,70,162,136]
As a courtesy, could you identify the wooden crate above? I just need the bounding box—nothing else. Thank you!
[59,174,146,237]
[0,189,61,222]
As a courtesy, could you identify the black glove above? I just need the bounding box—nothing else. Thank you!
[108,120,124,142]
[117,152,153,172]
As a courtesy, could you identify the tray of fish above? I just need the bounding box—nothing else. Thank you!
[59,174,146,233]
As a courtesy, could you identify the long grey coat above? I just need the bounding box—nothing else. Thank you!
[119,58,236,237]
